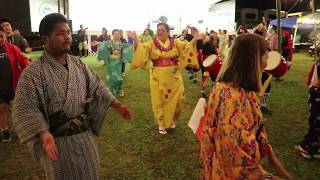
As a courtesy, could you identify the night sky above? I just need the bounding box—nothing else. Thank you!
[235,0,319,12]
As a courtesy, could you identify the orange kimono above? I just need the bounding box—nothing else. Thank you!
[200,82,271,180]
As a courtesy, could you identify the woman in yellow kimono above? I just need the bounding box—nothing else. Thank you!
[128,23,203,134]
[200,33,294,180]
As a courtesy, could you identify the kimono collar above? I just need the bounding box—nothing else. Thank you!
[153,36,174,52]
[42,52,71,67]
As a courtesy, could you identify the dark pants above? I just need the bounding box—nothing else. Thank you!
[262,71,271,93]
[282,48,291,62]
[0,90,14,104]
[121,62,126,73]
[300,87,320,154]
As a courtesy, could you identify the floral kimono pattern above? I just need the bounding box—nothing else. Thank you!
[200,82,272,180]
[131,37,198,128]
[99,40,133,95]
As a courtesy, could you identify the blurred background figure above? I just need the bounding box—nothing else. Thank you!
[77,24,88,57]
[139,29,152,43]
[0,18,32,53]
[97,27,110,42]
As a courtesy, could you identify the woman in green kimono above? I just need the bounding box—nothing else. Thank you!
[98,29,133,96]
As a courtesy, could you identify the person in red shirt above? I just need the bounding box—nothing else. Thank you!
[282,30,293,68]
[296,47,320,159]
[0,28,29,141]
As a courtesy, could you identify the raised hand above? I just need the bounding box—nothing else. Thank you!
[127,31,138,43]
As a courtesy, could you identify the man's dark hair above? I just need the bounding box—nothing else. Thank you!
[0,18,11,25]
[39,13,68,37]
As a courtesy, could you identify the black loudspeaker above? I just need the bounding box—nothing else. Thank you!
[70,34,80,56]
[67,19,73,32]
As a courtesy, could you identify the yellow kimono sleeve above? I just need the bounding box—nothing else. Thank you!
[175,39,199,69]
[131,41,152,69]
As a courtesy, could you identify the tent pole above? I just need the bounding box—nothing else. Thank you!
[293,20,298,50]
[313,0,317,61]
[276,0,282,54]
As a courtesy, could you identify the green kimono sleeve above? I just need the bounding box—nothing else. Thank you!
[97,41,109,61]
[121,43,133,63]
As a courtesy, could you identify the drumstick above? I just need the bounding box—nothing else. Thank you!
[258,72,273,96]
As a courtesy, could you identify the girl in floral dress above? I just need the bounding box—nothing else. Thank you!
[200,33,293,180]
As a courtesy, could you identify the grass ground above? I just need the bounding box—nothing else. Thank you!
[1,51,320,179]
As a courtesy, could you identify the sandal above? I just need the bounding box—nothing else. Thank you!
[159,129,167,135]
[171,123,176,129]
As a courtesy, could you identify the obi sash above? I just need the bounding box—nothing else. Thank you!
[152,57,178,67]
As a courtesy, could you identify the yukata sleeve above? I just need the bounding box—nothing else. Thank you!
[121,43,133,63]
[18,35,30,52]
[13,65,48,145]
[138,35,143,42]
[81,61,116,136]
[175,39,199,69]
[256,124,273,159]
[131,41,152,69]
[12,44,30,69]
[97,41,109,61]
